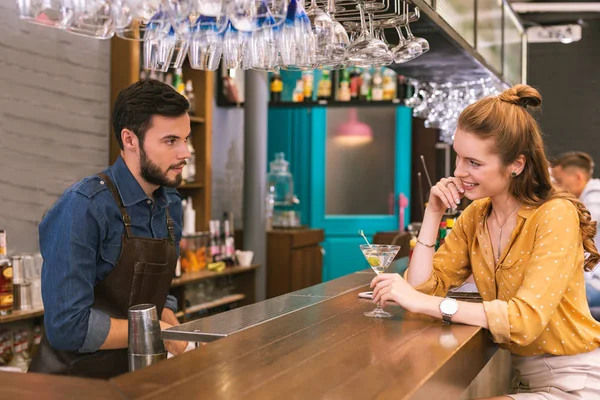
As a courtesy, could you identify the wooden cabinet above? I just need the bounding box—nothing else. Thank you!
[109,38,213,231]
[266,229,324,298]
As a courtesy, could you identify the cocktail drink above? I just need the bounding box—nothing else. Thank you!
[360,244,400,318]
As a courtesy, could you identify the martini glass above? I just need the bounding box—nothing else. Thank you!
[360,244,400,318]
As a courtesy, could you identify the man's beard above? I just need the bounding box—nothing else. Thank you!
[139,145,185,188]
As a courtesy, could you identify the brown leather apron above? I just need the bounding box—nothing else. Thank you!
[29,173,178,379]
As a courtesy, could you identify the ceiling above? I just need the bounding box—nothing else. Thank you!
[508,0,600,27]
[383,0,600,83]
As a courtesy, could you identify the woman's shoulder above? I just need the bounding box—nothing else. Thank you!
[532,197,577,214]
[526,197,579,225]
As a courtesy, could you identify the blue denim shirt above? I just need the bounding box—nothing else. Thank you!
[39,157,182,353]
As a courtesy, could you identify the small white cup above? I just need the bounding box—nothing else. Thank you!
[235,250,254,267]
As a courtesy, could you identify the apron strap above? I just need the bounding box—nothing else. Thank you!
[165,205,175,243]
[97,173,133,239]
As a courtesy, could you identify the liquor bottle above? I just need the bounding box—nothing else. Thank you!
[0,329,10,366]
[270,71,283,103]
[302,71,313,102]
[371,68,384,101]
[292,79,304,103]
[445,218,455,237]
[0,231,12,316]
[8,330,29,372]
[185,80,196,114]
[382,69,396,100]
[409,235,417,261]
[209,220,222,262]
[396,74,407,102]
[165,73,173,88]
[338,69,351,102]
[30,325,42,358]
[360,70,372,101]
[317,70,332,101]
[350,68,361,101]
[184,141,196,183]
[436,221,447,250]
[222,213,236,266]
[173,68,186,97]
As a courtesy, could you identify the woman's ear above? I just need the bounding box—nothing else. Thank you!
[512,154,526,176]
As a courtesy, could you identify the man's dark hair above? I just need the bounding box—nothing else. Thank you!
[554,151,595,177]
[112,79,190,150]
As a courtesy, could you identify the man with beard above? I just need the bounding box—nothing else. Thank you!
[29,80,190,378]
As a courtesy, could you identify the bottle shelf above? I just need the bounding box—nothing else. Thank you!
[0,307,44,324]
[269,99,401,108]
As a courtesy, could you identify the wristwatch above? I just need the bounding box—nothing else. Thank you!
[439,298,459,324]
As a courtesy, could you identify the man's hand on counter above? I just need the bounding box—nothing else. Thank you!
[160,309,190,356]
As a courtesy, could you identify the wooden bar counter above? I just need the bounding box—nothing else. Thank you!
[0,261,499,399]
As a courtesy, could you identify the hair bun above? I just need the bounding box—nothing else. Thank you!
[498,84,542,109]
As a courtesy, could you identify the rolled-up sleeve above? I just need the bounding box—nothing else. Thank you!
[405,207,473,297]
[483,300,510,343]
[39,191,109,353]
[483,200,581,346]
[78,308,111,353]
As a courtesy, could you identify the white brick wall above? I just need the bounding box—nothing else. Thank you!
[0,0,110,253]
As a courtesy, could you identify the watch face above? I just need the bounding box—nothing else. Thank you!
[440,299,458,315]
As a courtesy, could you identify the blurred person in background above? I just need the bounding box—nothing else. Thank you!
[553,151,600,309]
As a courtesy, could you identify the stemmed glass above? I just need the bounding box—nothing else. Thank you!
[388,15,421,64]
[17,0,73,28]
[402,2,429,54]
[360,244,400,318]
[344,0,392,67]
[112,0,165,40]
[69,0,114,39]
[249,8,280,71]
[305,0,335,67]
[188,15,224,70]
[222,22,244,69]
[226,0,287,32]
[325,0,349,70]
[278,0,316,70]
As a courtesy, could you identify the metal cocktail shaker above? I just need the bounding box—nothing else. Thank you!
[128,304,167,371]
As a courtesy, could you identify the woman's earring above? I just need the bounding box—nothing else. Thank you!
[511,171,517,178]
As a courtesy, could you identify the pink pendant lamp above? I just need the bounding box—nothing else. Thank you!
[335,108,373,145]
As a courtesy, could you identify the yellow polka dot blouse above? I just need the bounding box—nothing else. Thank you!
[411,197,600,356]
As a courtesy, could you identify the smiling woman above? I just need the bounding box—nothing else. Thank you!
[371,84,600,400]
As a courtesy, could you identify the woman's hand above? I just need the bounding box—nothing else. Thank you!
[371,273,424,313]
[427,177,465,214]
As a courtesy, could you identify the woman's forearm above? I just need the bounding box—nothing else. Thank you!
[407,207,445,287]
[412,293,489,329]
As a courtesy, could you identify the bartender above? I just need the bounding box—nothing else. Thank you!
[29,80,190,378]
